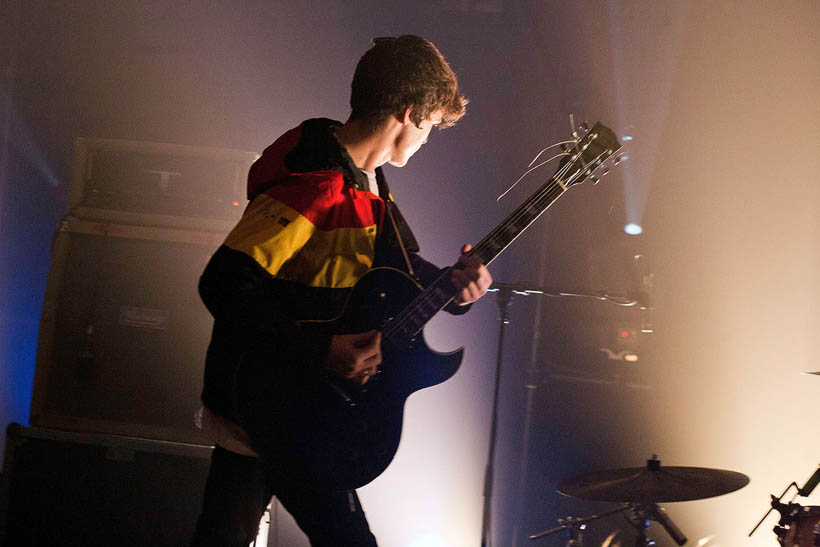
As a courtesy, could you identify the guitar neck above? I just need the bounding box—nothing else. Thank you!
[469,175,568,267]
[382,121,621,348]
[383,175,569,348]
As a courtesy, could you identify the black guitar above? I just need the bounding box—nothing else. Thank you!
[274,122,622,491]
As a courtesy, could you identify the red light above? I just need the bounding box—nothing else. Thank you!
[619,330,630,338]
[232,201,240,207]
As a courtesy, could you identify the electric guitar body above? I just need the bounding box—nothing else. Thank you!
[266,267,463,492]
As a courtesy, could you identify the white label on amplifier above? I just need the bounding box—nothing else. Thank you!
[118,306,170,330]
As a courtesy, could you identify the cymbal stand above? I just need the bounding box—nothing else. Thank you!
[529,503,685,546]
[626,505,655,546]
[529,505,629,545]
[627,503,687,546]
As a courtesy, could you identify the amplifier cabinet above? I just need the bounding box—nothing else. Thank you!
[70,137,257,225]
[0,423,212,547]
[30,217,224,444]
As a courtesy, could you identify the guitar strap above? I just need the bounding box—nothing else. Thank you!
[375,167,415,277]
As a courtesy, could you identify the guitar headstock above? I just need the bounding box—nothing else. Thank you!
[559,121,623,188]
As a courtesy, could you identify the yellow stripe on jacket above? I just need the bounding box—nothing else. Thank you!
[223,190,379,288]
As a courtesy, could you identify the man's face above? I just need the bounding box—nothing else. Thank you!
[388,110,442,167]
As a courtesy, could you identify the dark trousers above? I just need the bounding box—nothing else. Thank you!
[190,446,377,547]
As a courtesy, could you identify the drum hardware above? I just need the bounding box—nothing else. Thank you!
[529,505,627,545]
[768,502,820,547]
[749,465,820,545]
[537,455,750,546]
[624,503,686,546]
[529,503,685,546]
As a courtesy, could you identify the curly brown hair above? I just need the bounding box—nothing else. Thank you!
[349,35,468,129]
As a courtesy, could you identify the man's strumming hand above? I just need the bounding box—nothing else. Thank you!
[326,330,382,385]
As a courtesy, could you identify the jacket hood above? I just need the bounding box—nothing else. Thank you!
[247,118,370,201]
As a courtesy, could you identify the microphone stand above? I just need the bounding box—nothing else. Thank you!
[749,481,800,537]
[481,285,514,547]
[480,281,644,546]
[481,283,640,547]
[749,466,820,540]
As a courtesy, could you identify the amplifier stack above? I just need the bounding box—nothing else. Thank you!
[0,138,257,547]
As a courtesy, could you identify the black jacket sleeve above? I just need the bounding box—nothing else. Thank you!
[198,245,335,418]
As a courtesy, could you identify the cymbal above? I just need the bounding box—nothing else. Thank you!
[557,458,750,503]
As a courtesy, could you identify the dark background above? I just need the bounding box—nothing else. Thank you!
[1,1,819,545]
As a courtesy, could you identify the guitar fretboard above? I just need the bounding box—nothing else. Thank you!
[382,176,568,348]
[381,121,620,349]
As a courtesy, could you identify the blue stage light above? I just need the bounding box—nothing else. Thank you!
[624,223,643,235]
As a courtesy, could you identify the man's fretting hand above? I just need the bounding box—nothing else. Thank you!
[326,330,382,385]
[452,244,492,305]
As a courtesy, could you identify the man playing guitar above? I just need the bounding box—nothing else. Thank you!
[189,35,491,546]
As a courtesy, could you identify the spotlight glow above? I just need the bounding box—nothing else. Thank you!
[624,223,643,235]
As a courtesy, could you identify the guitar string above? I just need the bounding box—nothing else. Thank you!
[379,141,608,344]
[380,180,568,345]
[468,129,611,265]
[497,150,571,202]
[527,140,579,168]
[380,134,617,345]
[380,156,579,344]
[385,148,617,346]
[482,130,621,262]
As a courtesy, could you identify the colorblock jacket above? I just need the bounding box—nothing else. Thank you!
[199,118,466,421]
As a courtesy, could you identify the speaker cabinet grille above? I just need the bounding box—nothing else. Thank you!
[31,219,224,443]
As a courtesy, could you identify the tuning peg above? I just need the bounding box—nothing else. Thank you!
[579,121,590,133]
[614,154,629,165]
[601,167,610,177]
[590,175,600,185]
